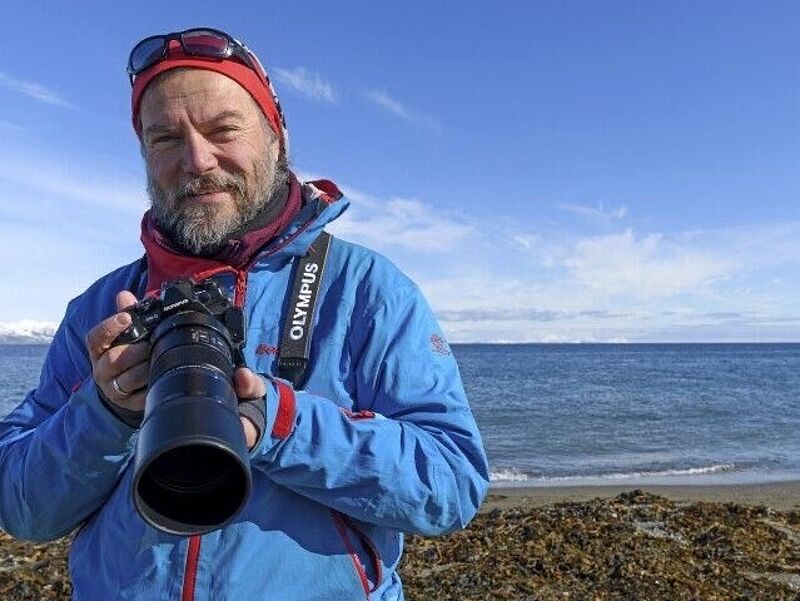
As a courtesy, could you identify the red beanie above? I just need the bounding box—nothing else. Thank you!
[131,41,287,151]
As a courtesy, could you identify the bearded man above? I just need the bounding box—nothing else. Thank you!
[0,28,489,600]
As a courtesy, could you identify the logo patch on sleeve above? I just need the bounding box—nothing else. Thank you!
[430,333,452,355]
[256,343,279,356]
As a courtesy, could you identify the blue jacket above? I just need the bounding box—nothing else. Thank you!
[0,183,490,600]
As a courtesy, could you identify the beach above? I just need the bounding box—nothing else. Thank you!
[483,480,800,512]
[1,482,798,600]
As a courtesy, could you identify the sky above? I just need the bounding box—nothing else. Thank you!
[0,1,798,342]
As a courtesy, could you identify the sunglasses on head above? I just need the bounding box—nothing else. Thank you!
[127,27,265,85]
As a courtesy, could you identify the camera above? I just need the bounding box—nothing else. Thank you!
[115,278,251,536]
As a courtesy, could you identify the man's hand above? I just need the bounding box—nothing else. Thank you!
[235,368,266,450]
[87,291,265,448]
[86,290,148,413]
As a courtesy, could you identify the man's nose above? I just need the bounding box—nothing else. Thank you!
[181,132,218,174]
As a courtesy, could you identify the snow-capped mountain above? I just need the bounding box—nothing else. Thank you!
[0,321,57,344]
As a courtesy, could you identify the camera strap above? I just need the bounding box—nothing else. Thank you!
[277,231,332,388]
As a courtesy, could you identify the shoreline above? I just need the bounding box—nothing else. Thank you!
[483,479,800,511]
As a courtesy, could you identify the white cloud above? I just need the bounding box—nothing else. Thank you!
[310,175,799,342]
[364,89,440,130]
[558,201,628,224]
[0,155,146,216]
[400,217,798,341]
[0,71,73,108]
[329,193,472,252]
[719,221,800,268]
[365,89,410,119]
[511,234,537,250]
[562,229,735,298]
[273,67,336,103]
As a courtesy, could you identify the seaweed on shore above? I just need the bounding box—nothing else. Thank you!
[0,533,71,601]
[0,491,799,600]
[401,490,800,600]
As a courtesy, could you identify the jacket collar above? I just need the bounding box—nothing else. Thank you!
[140,176,348,294]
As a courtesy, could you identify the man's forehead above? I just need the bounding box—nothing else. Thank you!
[143,109,250,137]
[140,69,260,125]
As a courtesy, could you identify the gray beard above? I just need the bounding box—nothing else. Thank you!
[147,157,286,255]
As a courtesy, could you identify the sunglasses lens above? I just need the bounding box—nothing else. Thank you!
[182,30,229,57]
[130,37,167,73]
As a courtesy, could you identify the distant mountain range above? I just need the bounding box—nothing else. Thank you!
[0,321,57,344]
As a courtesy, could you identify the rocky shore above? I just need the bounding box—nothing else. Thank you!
[1,490,798,600]
[403,490,800,600]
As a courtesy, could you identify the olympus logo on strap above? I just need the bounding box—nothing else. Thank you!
[278,231,332,388]
[289,263,320,340]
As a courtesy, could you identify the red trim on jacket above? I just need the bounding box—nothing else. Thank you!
[181,536,201,601]
[234,270,248,309]
[255,343,279,356]
[271,379,296,439]
[330,511,370,599]
[308,179,342,204]
[340,408,376,421]
[341,513,383,590]
[192,265,237,284]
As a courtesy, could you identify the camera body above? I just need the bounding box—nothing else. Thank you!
[116,278,245,352]
[116,278,252,536]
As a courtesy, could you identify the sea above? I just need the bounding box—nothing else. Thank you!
[2,343,799,489]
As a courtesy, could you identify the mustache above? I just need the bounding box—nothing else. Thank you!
[171,172,247,202]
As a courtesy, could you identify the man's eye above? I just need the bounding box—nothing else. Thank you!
[150,134,179,145]
[213,126,239,136]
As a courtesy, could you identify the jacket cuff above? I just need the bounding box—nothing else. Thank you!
[238,397,266,450]
[253,375,297,457]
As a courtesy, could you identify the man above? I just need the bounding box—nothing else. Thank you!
[0,28,489,600]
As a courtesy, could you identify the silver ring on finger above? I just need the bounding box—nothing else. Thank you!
[112,377,131,397]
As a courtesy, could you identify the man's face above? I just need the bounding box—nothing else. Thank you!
[139,69,283,254]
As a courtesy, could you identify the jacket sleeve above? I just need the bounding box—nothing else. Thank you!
[0,303,137,541]
[250,281,490,536]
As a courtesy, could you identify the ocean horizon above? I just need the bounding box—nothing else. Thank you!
[3,342,799,488]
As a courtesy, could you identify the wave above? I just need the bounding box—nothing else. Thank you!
[488,468,532,482]
[490,463,737,485]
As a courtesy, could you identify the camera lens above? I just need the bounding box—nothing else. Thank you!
[132,312,252,535]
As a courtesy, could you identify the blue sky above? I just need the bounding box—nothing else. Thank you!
[0,1,798,342]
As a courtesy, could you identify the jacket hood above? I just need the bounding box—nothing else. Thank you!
[255,178,348,263]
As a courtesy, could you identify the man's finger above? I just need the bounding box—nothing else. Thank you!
[116,290,138,312]
[234,368,266,399]
[86,311,133,362]
[113,361,149,396]
[101,340,150,370]
[92,341,149,387]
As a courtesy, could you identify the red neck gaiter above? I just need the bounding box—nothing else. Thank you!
[141,173,302,294]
